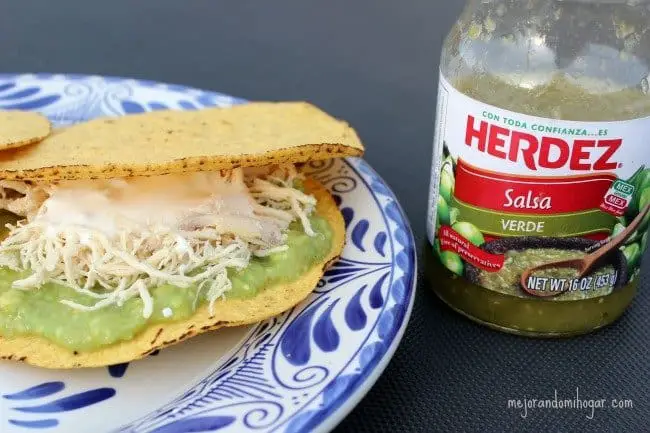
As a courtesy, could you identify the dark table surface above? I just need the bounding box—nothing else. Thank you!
[2,1,649,432]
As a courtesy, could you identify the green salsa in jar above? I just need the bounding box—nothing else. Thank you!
[426,0,650,336]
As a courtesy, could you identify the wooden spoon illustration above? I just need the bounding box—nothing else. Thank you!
[520,203,650,297]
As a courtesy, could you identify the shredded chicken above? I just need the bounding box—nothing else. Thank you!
[0,164,315,317]
[0,180,50,220]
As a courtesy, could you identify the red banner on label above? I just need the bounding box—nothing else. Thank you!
[454,159,616,215]
[438,226,504,272]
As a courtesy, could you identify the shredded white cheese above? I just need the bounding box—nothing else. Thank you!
[0,164,316,318]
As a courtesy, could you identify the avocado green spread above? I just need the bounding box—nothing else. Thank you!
[478,248,616,301]
[0,216,332,352]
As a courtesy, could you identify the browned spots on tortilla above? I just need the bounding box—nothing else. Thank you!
[150,328,163,345]
[140,348,156,357]
[177,331,194,341]
[323,255,341,271]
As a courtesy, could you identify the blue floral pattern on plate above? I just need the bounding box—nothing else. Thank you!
[0,74,416,433]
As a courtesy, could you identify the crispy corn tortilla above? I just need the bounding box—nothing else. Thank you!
[0,110,51,150]
[0,179,344,368]
[0,102,363,181]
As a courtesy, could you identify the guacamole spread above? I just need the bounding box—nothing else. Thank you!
[0,216,332,352]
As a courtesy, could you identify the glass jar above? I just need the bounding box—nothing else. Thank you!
[426,0,650,336]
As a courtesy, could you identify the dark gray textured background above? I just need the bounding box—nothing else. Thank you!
[1,1,648,432]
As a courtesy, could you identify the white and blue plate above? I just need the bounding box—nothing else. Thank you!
[0,74,416,433]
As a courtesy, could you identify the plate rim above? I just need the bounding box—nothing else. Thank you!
[311,159,417,433]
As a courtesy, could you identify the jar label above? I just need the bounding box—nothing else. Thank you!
[426,73,650,300]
